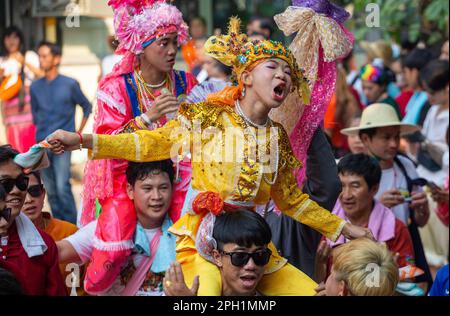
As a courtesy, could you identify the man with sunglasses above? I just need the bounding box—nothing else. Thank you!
[22,171,81,290]
[23,171,78,243]
[0,145,66,295]
[164,210,272,296]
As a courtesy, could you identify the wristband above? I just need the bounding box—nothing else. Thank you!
[76,132,83,151]
[141,113,153,127]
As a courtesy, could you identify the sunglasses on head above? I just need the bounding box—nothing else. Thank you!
[220,248,272,267]
[0,206,12,223]
[0,174,29,194]
[27,184,44,198]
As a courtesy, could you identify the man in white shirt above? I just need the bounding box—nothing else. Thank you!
[341,103,433,287]
[57,160,176,296]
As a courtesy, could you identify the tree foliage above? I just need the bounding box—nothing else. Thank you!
[337,0,448,44]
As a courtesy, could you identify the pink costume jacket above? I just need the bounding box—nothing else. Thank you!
[81,53,197,294]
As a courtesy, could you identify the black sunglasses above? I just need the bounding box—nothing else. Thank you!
[0,207,12,223]
[27,184,44,198]
[220,248,272,267]
[0,174,29,193]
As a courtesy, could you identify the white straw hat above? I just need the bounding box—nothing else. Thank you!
[341,103,420,136]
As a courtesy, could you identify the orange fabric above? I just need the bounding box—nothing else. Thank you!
[43,213,87,296]
[0,75,22,101]
[205,59,267,107]
[192,191,224,216]
[324,93,337,130]
[181,40,198,71]
[324,93,346,149]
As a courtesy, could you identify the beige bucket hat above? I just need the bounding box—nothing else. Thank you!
[341,103,420,136]
[360,40,393,65]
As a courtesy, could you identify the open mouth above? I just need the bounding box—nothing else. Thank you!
[149,204,164,211]
[22,206,37,214]
[240,275,258,288]
[272,83,286,101]
[7,198,22,206]
[342,201,355,208]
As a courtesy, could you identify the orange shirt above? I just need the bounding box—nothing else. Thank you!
[324,94,347,149]
[44,212,78,242]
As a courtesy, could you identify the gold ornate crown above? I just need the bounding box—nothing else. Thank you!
[204,17,311,104]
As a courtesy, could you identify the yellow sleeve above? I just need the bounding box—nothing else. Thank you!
[89,119,189,162]
[270,123,345,242]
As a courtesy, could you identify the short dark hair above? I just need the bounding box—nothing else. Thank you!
[259,18,274,38]
[402,48,433,71]
[213,210,272,250]
[1,26,24,56]
[37,41,62,57]
[0,268,23,295]
[214,59,233,77]
[420,60,449,92]
[338,154,382,190]
[125,160,175,187]
[248,16,274,38]
[29,171,43,185]
[359,128,378,140]
[0,145,19,165]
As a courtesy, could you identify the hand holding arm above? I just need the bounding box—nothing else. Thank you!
[163,262,199,296]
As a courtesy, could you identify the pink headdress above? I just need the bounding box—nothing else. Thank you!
[109,0,189,55]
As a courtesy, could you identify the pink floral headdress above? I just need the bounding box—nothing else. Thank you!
[109,0,189,55]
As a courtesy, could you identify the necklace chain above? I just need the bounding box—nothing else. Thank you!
[235,100,269,128]
[235,101,279,184]
[137,70,167,88]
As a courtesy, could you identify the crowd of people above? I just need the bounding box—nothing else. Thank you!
[0,0,448,297]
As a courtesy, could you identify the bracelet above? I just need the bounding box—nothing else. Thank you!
[76,132,83,151]
[141,113,153,128]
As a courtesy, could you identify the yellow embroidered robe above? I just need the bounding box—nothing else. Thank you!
[90,102,346,295]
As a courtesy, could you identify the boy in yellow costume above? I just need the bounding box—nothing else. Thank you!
[47,17,372,296]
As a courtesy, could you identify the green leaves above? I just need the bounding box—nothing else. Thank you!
[336,0,448,45]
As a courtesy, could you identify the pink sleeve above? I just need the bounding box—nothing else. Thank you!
[94,78,133,135]
[81,78,133,226]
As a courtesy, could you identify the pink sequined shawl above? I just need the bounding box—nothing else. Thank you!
[272,6,354,186]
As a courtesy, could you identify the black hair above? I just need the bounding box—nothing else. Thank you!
[213,209,272,249]
[214,59,233,77]
[247,16,274,38]
[338,154,382,190]
[400,31,419,52]
[358,128,378,140]
[126,160,175,187]
[1,25,24,56]
[259,18,274,38]
[402,48,433,71]
[29,171,43,185]
[420,60,449,92]
[0,184,6,201]
[0,145,19,165]
[37,41,62,57]
[0,268,23,295]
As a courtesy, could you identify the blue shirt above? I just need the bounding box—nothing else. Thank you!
[30,75,92,142]
[429,264,449,296]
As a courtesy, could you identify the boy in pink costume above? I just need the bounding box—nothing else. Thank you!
[82,0,197,294]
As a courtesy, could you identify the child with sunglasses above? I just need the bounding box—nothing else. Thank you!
[164,209,272,296]
[21,171,83,294]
